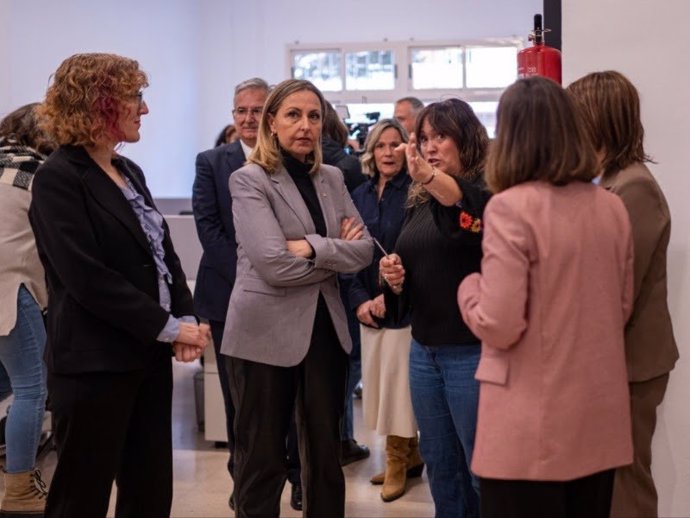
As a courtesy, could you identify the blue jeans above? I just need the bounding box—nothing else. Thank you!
[0,285,48,473]
[409,339,481,518]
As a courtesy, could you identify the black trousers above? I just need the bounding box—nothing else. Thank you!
[480,469,615,518]
[45,357,173,518]
[210,320,301,486]
[226,303,348,518]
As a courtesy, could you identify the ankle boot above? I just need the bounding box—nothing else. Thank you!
[0,469,48,517]
[370,435,424,485]
[381,435,410,502]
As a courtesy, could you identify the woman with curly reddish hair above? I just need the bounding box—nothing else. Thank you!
[29,53,209,518]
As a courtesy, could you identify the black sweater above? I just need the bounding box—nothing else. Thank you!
[387,174,491,346]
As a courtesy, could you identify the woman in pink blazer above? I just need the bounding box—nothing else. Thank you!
[457,76,634,518]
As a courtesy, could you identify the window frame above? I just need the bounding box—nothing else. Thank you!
[287,38,525,106]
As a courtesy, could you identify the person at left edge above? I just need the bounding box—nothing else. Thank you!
[222,78,373,518]
[0,103,55,517]
[29,53,209,518]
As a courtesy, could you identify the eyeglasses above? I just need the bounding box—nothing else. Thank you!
[233,107,263,118]
[130,91,144,107]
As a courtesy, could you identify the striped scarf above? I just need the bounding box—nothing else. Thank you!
[0,138,46,191]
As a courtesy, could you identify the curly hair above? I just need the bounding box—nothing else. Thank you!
[0,103,56,155]
[38,53,148,147]
[407,98,488,207]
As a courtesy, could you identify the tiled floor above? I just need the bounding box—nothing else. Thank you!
[7,361,435,517]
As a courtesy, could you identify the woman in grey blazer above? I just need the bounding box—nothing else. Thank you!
[221,79,373,518]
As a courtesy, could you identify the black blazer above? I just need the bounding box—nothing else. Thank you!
[191,140,246,322]
[29,145,194,374]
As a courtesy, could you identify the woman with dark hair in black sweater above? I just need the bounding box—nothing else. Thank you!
[380,98,490,518]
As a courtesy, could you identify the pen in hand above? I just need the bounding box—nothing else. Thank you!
[373,237,389,258]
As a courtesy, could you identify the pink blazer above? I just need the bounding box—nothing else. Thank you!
[458,181,634,481]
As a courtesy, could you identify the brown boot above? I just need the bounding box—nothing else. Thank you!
[370,435,424,485]
[0,469,48,517]
[381,435,410,502]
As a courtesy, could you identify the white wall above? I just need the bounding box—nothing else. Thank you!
[564,1,690,516]
[0,2,9,105]
[1,0,540,198]
[1,0,202,197]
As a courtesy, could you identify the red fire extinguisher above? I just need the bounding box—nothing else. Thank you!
[517,14,562,85]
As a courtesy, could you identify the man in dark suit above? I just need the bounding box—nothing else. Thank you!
[193,78,312,511]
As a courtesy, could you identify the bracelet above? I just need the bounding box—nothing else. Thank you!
[421,167,437,186]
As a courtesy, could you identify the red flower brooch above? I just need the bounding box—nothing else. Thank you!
[459,210,482,233]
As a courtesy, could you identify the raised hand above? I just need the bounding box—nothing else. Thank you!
[405,132,435,184]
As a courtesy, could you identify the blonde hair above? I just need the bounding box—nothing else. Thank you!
[248,79,326,175]
[360,119,408,177]
[38,53,148,147]
[486,76,596,193]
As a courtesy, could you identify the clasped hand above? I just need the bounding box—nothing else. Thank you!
[356,294,386,327]
[173,322,210,363]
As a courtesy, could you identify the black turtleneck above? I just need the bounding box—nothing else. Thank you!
[282,151,326,237]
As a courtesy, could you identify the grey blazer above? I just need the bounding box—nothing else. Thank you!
[220,162,373,367]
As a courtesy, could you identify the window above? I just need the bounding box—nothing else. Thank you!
[292,51,342,92]
[411,47,464,89]
[288,39,523,133]
[465,46,518,88]
[346,50,395,90]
